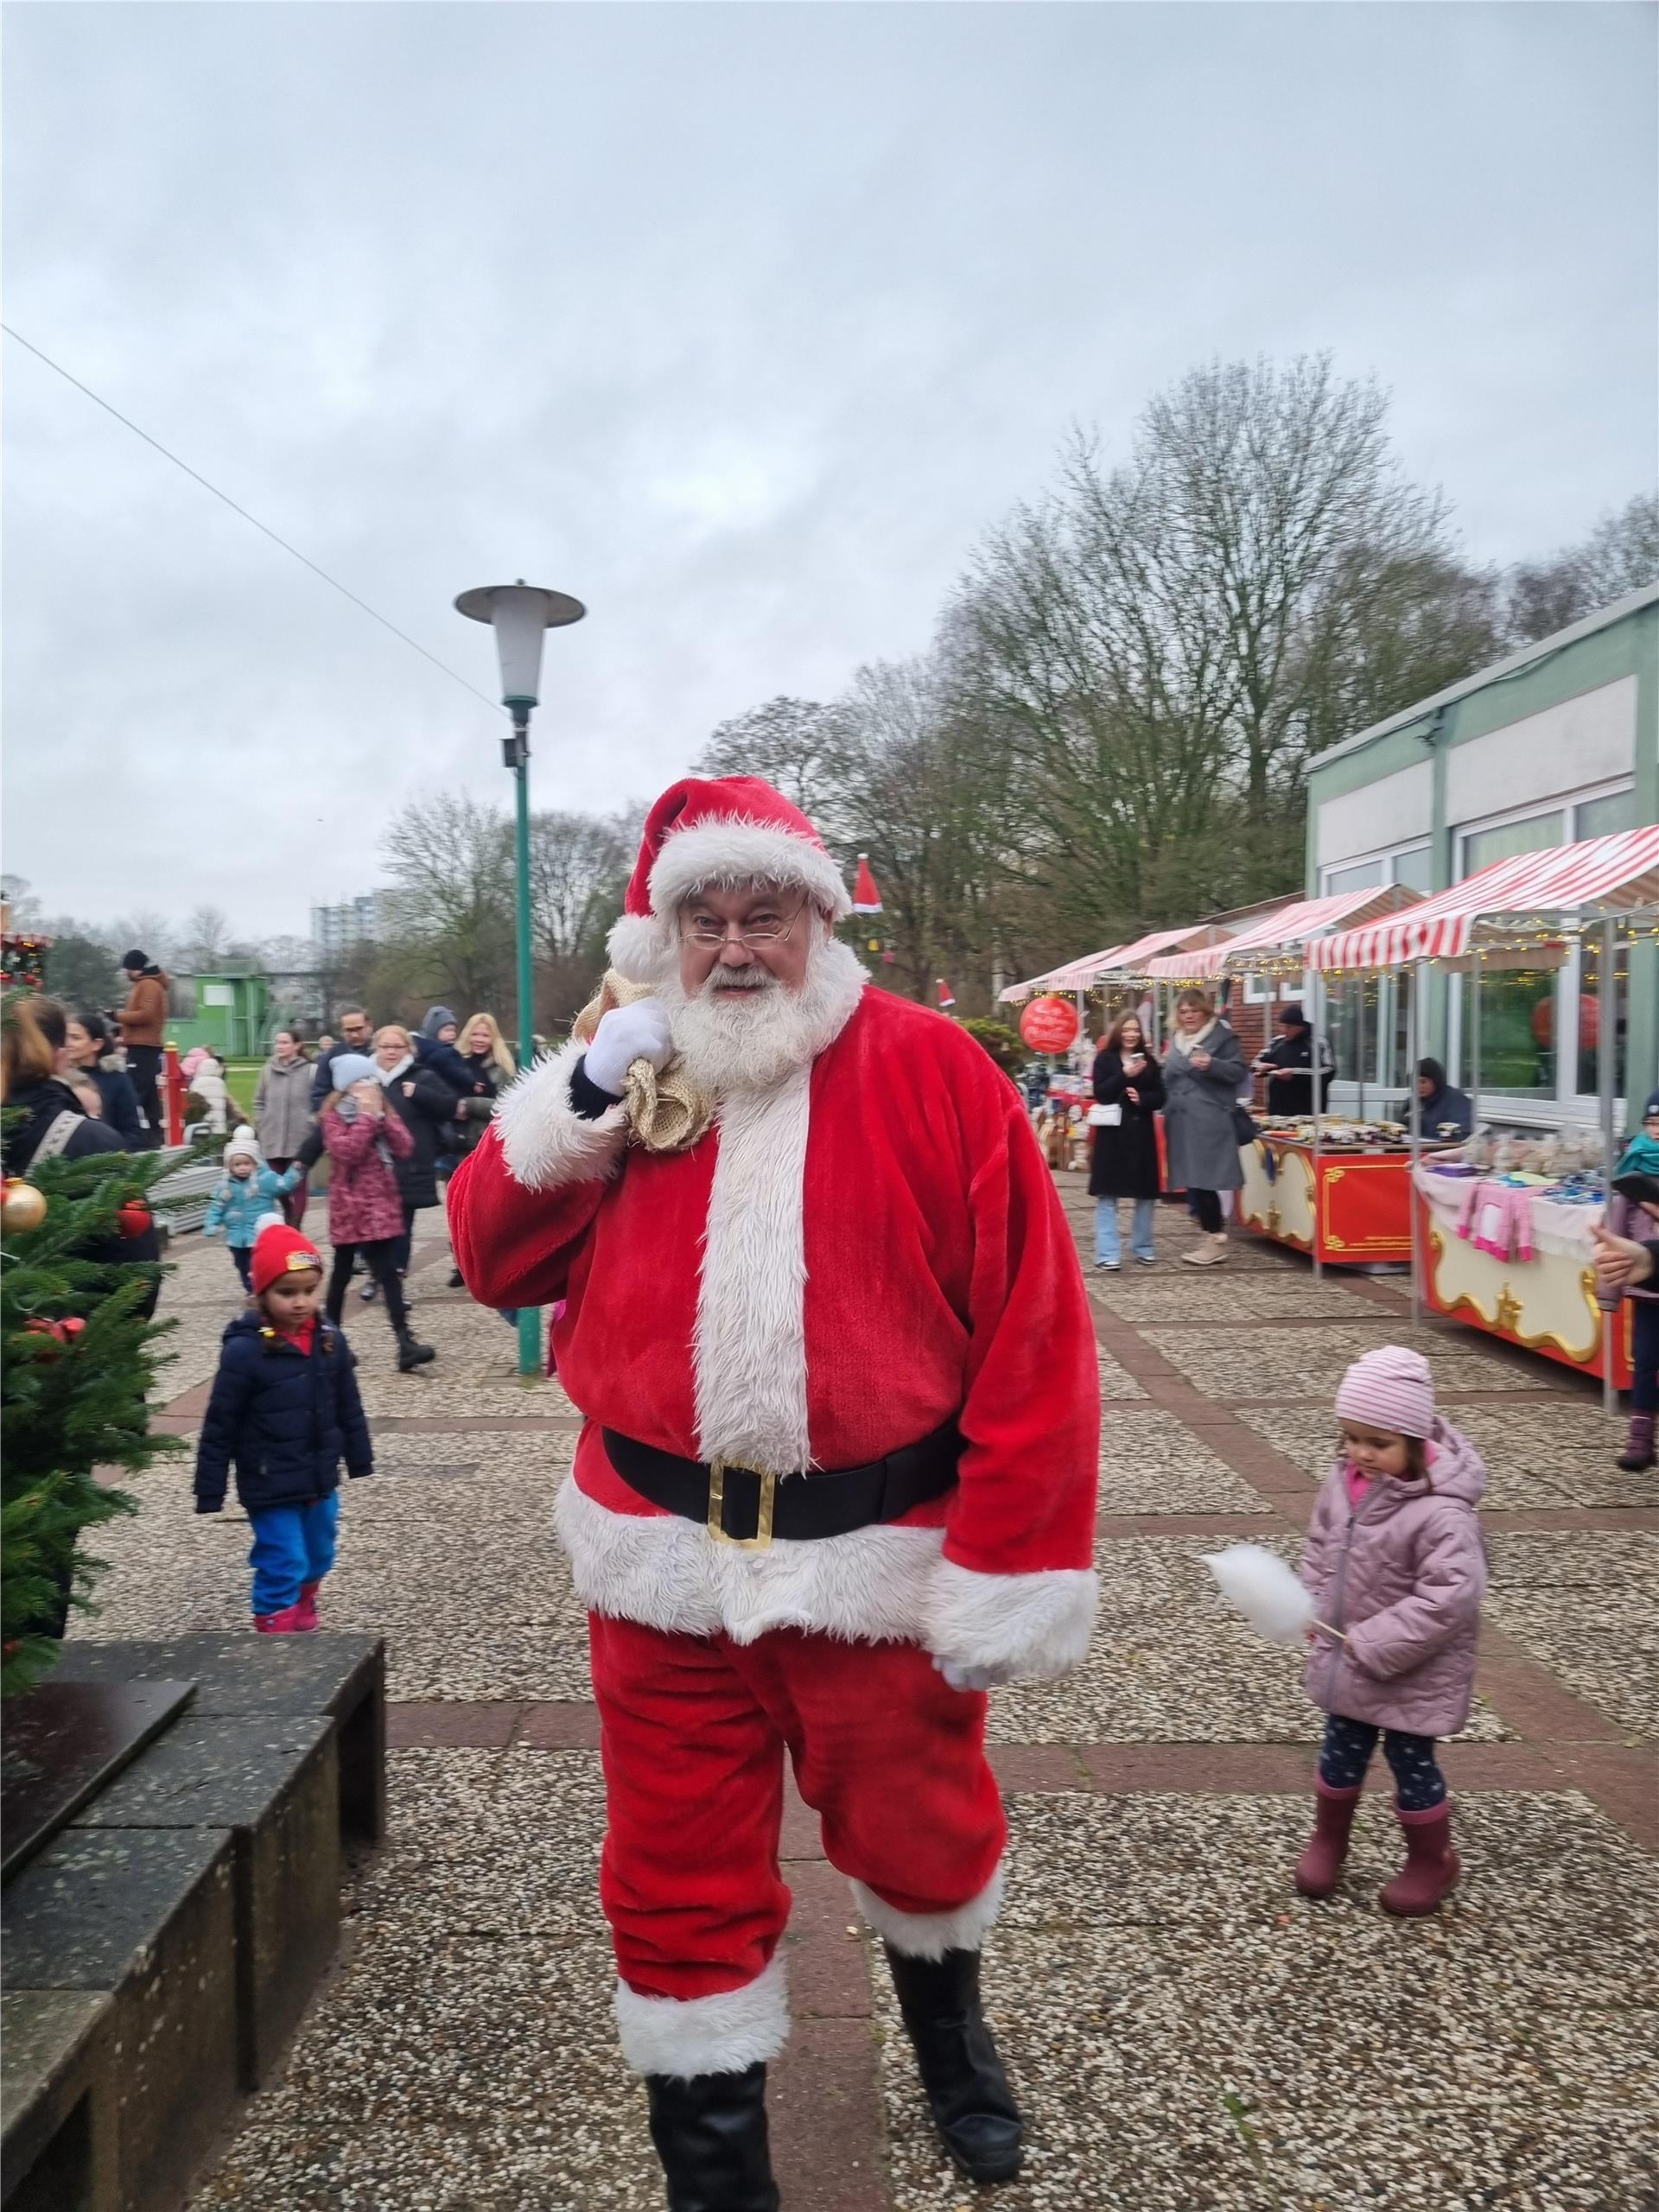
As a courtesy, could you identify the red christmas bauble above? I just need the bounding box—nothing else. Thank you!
[58,1317,86,1341]
[1019,995,1081,1054]
[117,1198,152,1239]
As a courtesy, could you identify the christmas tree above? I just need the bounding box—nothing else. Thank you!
[2,1130,181,1693]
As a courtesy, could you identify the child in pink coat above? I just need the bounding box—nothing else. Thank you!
[1294,1345,1487,1916]
[319,1052,435,1374]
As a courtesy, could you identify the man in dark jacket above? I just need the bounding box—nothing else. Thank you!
[1253,1004,1334,1117]
[309,1007,376,1111]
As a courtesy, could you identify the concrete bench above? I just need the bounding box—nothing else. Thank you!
[3,1635,385,2212]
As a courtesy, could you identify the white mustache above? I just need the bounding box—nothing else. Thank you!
[705,967,775,995]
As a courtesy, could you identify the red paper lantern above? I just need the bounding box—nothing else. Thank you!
[1019,995,1081,1054]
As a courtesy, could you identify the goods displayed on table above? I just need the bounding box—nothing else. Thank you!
[1413,1127,1629,1386]
[1254,1114,1412,1150]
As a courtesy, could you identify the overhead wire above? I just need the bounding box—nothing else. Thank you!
[2,321,505,717]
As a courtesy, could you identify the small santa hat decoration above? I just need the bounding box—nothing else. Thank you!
[607,775,853,982]
[852,855,883,914]
[937,978,957,1010]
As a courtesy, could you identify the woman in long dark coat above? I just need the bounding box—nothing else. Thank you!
[1088,1010,1165,1268]
[372,1023,462,1283]
[1161,988,1249,1268]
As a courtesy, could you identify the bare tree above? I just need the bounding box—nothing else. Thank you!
[528,805,642,1020]
[1505,493,1659,645]
[108,910,176,969]
[379,792,515,1014]
[695,698,852,834]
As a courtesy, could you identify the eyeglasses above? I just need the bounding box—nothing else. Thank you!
[678,903,806,950]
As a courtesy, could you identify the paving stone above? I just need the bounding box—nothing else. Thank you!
[878,1790,1659,2212]
[1236,1405,1586,1510]
[1096,1411,1271,1516]
[1144,1322,1557,1402]
[1483,1531,1659,1739]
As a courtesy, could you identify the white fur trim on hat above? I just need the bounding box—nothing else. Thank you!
[647,817,852,925]
[850,1859,1005,1959]
[494,1037,628,1191]
[923,1559,1098,1681]
[613,1952,789,2079]
[606,910,675,986]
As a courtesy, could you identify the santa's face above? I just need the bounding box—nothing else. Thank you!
[676,882,818,1001]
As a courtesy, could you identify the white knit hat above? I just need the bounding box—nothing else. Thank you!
[224,1124,261,1167]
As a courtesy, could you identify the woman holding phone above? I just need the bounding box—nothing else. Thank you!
[1088,1010,1165,1268]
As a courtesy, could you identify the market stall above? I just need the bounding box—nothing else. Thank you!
[1147,886,1425,1274]
[1308,825,1659,1398]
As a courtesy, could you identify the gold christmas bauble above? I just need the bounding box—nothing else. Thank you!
[2,1179,48,1233]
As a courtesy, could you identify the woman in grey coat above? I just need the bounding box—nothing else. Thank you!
[253,1028,317,1227]
[1161,989,1248,1268]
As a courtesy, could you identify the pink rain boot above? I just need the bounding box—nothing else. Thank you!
[1379,1802,1460,1916]
[1616,1411,1655,1473]
[296,1580,321,1631]
[254,1601,310,1635]
[1293,1779,1362,1899]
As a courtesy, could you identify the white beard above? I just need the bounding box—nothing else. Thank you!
[659,937,867,1095]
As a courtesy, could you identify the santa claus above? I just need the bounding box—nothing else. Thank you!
[450,775,1099,2209]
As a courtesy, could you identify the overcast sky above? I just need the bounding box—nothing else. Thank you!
[3,2,1655,942]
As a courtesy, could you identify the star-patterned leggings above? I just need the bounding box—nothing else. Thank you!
[1318,1713,1446,1810]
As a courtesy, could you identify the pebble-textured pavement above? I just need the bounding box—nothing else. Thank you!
[70,1175,1659,2210]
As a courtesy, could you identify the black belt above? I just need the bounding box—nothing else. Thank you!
[601,1423,963,1549]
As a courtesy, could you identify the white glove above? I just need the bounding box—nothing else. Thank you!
[931,1654,1014,1694]
[584,1000,675,1098]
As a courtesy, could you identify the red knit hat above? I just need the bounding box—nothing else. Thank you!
[607,775,852,982]
[250,1221,324,1296]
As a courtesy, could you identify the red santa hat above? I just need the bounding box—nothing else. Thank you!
[249,1220,324,1295]
[607,775,852,982]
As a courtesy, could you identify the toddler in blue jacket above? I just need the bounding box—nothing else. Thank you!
[194,1221,373,1632]
[203,1128,302,1290]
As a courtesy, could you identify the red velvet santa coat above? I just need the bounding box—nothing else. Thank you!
[449,979,1100,1675]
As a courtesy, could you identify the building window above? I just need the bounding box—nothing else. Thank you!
[1460,808,1564,877]
[1325,857,1385,894]
[1575,787,1636,841]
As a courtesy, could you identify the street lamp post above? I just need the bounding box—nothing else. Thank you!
[455,580,586,1376]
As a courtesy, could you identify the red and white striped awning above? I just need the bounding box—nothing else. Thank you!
[1307,827,1659,972]
[998,922,1223,1001]
[1143,884,1422,981]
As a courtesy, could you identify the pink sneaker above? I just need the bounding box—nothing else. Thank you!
[296,1580,321,1631]
[254,1601,311,1635]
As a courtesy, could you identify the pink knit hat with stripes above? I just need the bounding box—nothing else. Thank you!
[1335,1346,1435,1438]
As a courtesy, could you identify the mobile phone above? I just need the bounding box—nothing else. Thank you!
[1612,1172,1659,1209]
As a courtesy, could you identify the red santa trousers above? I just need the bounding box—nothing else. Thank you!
[590,1614,1007,2068]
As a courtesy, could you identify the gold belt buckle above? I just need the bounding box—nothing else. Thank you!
[707,1459,777,1549]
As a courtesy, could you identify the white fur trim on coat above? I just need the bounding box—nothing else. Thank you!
[557,1473,949,1645]
[494,1036,627,1191]
[695,1070,813,1471]
[924,1559,1098,1681]
[649,817,852,924]
[614,1952,789,2079]
[851,1859,1005,1960]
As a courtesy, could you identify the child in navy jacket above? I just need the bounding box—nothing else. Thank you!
[194,1222,372,1632]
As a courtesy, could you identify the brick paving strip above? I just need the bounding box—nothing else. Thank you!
[152,1210,1656,2209]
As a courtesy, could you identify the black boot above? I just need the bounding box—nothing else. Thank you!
[395,1325,435,1372]
[885,1944,1023,2183]
[645,2063,779,2212]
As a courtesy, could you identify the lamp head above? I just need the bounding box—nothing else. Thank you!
[454,581,585,709]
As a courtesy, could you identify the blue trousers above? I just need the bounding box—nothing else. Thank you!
[1096,1196,1156,1264]
[248,1491,340,1616]
[1318,1713,1446,1811]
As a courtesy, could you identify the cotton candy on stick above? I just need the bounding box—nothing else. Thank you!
[1200,1543,1333,1644]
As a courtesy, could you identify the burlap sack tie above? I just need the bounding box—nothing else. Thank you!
[571,971,714,1155]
